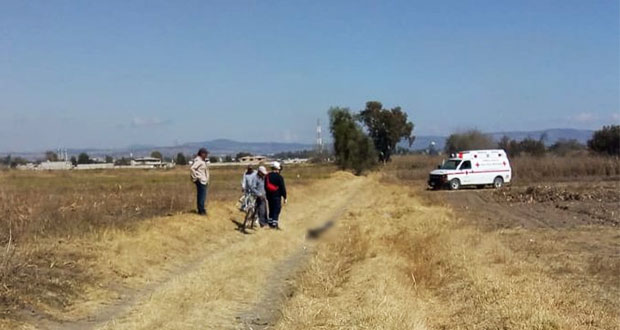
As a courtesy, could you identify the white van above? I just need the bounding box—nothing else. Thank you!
[428,149,512,190]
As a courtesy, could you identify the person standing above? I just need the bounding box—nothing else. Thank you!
[239,165,255,211]
[249,166,269,227]
[190,148,210,215]
[265,161,287,229]
[241,165,255,193]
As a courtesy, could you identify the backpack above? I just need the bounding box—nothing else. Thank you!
[265,174,279,193]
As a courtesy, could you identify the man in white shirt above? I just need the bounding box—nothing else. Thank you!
[190,148,210,215]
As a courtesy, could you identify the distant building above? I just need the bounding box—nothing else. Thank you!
[76,163,114,170]
[131,157,163,167]
[239,155,267,164]
[38,161,73,170]
[283,158,309,164]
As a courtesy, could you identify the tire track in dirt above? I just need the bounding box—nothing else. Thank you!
[24,217,246,330]
[235,194,357,329]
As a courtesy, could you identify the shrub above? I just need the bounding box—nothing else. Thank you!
[588,125,620,156]
[549,139,585,156]
[444,130,495,154]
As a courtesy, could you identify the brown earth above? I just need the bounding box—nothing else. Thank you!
[424,180,620,229]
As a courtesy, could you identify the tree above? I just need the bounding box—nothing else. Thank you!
[549,139,584,156]
[77,153,91,164]
[444,130,495,154]
[588,125,620,156]
[358,101,415,162]
[150,151,163,160]
[208,156,219,163]
[105,155,114,163]
[329,107,377,175]
[115,157,131,166]
[10,157,27,168]
[236,152,252,160]
[175,153,188,165]
[70,156,77,166]
[497,135,522,157]
[224,155,233,163]
[519,137,546,157]
[45,151,59,162]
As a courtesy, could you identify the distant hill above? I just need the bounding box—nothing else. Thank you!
[2,129,595,161]
[406,128,594,151]
[3,139,315,160]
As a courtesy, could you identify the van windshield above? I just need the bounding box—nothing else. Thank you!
[440,160,461,170]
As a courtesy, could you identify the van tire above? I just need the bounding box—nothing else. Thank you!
[449,179,461,190]
[493,176,504,189]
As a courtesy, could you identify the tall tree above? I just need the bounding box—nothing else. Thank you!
[175,153,188,165]
[358,101,415,162]
[45,151,59,161]
[150,151,163,160]
[77,153,91,164]
[588,125,620,156]
[329,107,377,175]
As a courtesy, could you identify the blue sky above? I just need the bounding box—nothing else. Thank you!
[1,0,618,151]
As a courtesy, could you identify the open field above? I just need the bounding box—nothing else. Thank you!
[1,155,619,329]
[0,164,335,328]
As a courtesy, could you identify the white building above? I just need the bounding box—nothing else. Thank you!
[238,155,268,164]
[38,161,73,170]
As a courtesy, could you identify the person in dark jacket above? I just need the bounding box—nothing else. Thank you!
[265,161,287,229]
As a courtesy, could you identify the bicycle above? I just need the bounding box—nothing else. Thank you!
[241,194,258,231]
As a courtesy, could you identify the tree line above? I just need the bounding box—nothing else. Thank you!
[444,125,619,157]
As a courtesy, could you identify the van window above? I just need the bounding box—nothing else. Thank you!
[460,161,471,170]
[440,160,461,170]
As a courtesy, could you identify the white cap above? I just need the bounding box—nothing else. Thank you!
[258,166,268,175]
[271,161,281,170]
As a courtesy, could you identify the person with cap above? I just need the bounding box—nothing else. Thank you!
[190,148,210,215]
[265,161,287,229]
[249,166,269,227]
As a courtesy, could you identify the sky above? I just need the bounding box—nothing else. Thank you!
[1,0,618,152]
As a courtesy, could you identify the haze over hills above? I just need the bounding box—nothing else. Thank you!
[2,128,595,160]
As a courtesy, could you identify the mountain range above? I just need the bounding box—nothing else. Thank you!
[2,128,594,160]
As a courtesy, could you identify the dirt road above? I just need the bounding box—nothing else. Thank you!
[22,172,365,330]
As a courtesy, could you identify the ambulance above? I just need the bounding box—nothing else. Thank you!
[427,149,512,190]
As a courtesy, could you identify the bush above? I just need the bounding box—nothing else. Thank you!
[518,137,546,157]
[588,125,620,156]
[329,107,377,175]
[549,139,585,156]
[444,130,495,154]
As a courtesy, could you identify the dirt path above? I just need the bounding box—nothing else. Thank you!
[65,172,366,330]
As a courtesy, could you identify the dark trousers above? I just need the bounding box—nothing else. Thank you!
[267,196,282,226]
[195,182,207,214]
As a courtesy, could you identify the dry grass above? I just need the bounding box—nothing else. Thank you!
[2,163,617,329]
[0,164,335,326]
[275,174,619,329]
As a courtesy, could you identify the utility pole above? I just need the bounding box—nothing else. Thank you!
[316,119,323,153]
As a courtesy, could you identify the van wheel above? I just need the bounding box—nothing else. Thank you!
[493,176,504,189]
[449,179,461,190]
